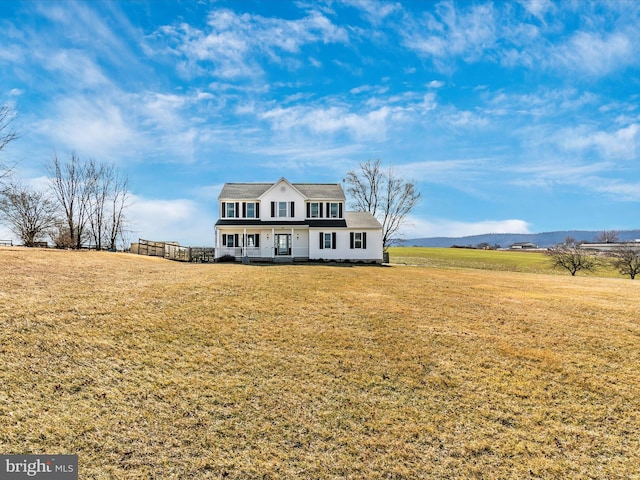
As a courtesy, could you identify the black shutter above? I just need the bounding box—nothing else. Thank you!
[319,202,324,218]
[221,202,226,218]
[332,232,336,249]
[306,203,310,218]
[235,203,240,218]
[363,232,367,249]
[326,203,330,217]
[350,232,354,249]
[234,234,239,247]
[290,201,295,218]
[319,232,324,249]
[222,234,227,246]
[242,202,246,218]
[339,203,343,218]
[256,203,260,218]
[255,234,260,248]
[271,201,275,217]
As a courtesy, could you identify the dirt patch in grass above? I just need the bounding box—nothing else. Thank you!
[1,247,639,478]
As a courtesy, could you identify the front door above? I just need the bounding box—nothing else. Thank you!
[275,234,291,256]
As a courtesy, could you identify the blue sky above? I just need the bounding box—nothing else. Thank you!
[1,0,639,245]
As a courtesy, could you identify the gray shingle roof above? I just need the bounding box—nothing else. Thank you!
[218,180,346,200]
[345,211,382,229]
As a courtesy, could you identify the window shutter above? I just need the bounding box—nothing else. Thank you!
[222,234,227,246]
[290,201,295,218]
[234,234,239,246]
[242,202,246,218]
[319,202,324,218]
[255,234,260,247]
[235,203,240,218]
[306,203,310,218]
[350,232,354,249]
[271,202,275,217]
[221,202,226,218]
[339,203,343,218]
[363,232,367,249]
[319,232,324,249]
[326,203,330,217]
[332,232,337,249]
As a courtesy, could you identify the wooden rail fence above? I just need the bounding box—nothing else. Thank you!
[132,239,215,263]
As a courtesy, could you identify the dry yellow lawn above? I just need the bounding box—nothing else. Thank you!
[1,247,639,479]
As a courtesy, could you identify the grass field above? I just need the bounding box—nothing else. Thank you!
[1,247,639,478]
[389,246,623,278]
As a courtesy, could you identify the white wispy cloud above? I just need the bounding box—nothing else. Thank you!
[402,0,497,68]
[151,8,348,79]
[558,123,640,161]
[127,195,214,245]
[550,30,636,77]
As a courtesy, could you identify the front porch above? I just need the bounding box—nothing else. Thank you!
[215,227,310,262]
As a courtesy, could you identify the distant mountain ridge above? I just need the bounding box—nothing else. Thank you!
[404,230,640,249]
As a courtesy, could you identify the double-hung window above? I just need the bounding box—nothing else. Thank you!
[350,232,367,249]
[226,202,236,218]
[329,202,340,218]
[246,234,260,247]
[271,201,295,218]
[309,202,320,218]
[278,202,288,217]
[246,202,256,218]
[319,232,337,250]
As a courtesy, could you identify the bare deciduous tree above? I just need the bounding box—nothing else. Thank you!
[0,182,57,246]
[0,104,19,181]
[609,244,640,280]
[547,245,599,276]
[87,160,130,250]
[46,152,95,249]
[595,230,620,243]
[47,153,130,250]
[345,159,421,251]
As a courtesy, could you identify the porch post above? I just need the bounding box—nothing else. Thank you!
[271,228,275,259]
[291,227,294,257]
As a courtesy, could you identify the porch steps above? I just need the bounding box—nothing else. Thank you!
[273,257,294,263]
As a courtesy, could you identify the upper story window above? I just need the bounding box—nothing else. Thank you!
[226,202,236,218]
[271,201,295,218]
[329,202,340,218]
[278,202,288,217]
[245,202,257,218]
[306,202,342,218]
[222,201,259,219]
[309,202,320,218]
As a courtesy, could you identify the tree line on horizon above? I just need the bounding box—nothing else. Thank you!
[1,104,130,250]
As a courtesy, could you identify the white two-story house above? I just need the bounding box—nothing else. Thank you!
[214,178,383,263]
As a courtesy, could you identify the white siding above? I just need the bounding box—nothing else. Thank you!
[308,229,383,262]
[259,180,306,221]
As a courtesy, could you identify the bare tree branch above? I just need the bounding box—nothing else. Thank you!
[0,104,19,181]
[345,159,421,251]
